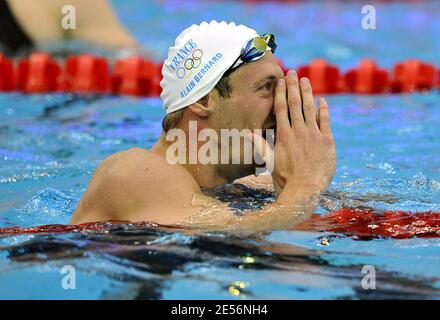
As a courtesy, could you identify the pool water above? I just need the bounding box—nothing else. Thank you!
[1,0,440,299]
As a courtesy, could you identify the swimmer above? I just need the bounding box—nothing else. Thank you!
[0,0,138,54]
[70,21,337,231]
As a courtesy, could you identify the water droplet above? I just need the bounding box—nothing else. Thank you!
[318,237,330,246]
[242,256,256,264]
[228,286,242,296]
[233,281,249,289]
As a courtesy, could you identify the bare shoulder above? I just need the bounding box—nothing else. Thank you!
[70,147,201,224]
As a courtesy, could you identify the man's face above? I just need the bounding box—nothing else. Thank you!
[209,52,284,180]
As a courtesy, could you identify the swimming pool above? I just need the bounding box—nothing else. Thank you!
[0,0,439,299]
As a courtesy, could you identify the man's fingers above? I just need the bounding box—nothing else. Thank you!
[274,78,290,135]
[300,78,319,130]
[285,70,304,129]
[318,97,332,135]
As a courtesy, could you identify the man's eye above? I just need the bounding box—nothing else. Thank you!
[260,82,272,91]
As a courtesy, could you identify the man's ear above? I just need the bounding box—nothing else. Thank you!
[188,93,215,118]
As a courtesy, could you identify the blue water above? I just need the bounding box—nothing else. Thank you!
[1,0,440,299]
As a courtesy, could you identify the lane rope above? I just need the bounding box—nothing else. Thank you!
[1,52,439,96]
[1,209,439,239]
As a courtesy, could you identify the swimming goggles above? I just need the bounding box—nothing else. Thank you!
[225,33,277,75]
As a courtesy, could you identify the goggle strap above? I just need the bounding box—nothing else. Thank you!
[225,33,277,75]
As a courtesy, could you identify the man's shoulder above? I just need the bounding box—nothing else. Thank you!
[96,147,202,199]
[103,147,162,169]
[71,147,199,224]
[100,147,190,180]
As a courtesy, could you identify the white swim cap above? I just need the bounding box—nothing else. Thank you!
[160,20,263,114]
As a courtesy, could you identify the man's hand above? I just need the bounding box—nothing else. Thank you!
[253,70,336,200]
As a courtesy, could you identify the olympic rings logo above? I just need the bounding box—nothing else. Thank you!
[176,49,203,79]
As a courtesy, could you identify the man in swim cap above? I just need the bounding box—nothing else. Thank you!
[70,21,336,231]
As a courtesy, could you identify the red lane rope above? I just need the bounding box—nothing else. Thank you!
[294,208,440,239]
[1,209,439,239]
[1,52,439,96]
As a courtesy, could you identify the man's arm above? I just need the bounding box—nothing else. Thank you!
[8,0,139,49]
[196,70,336,232]
[70,149,316,232]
